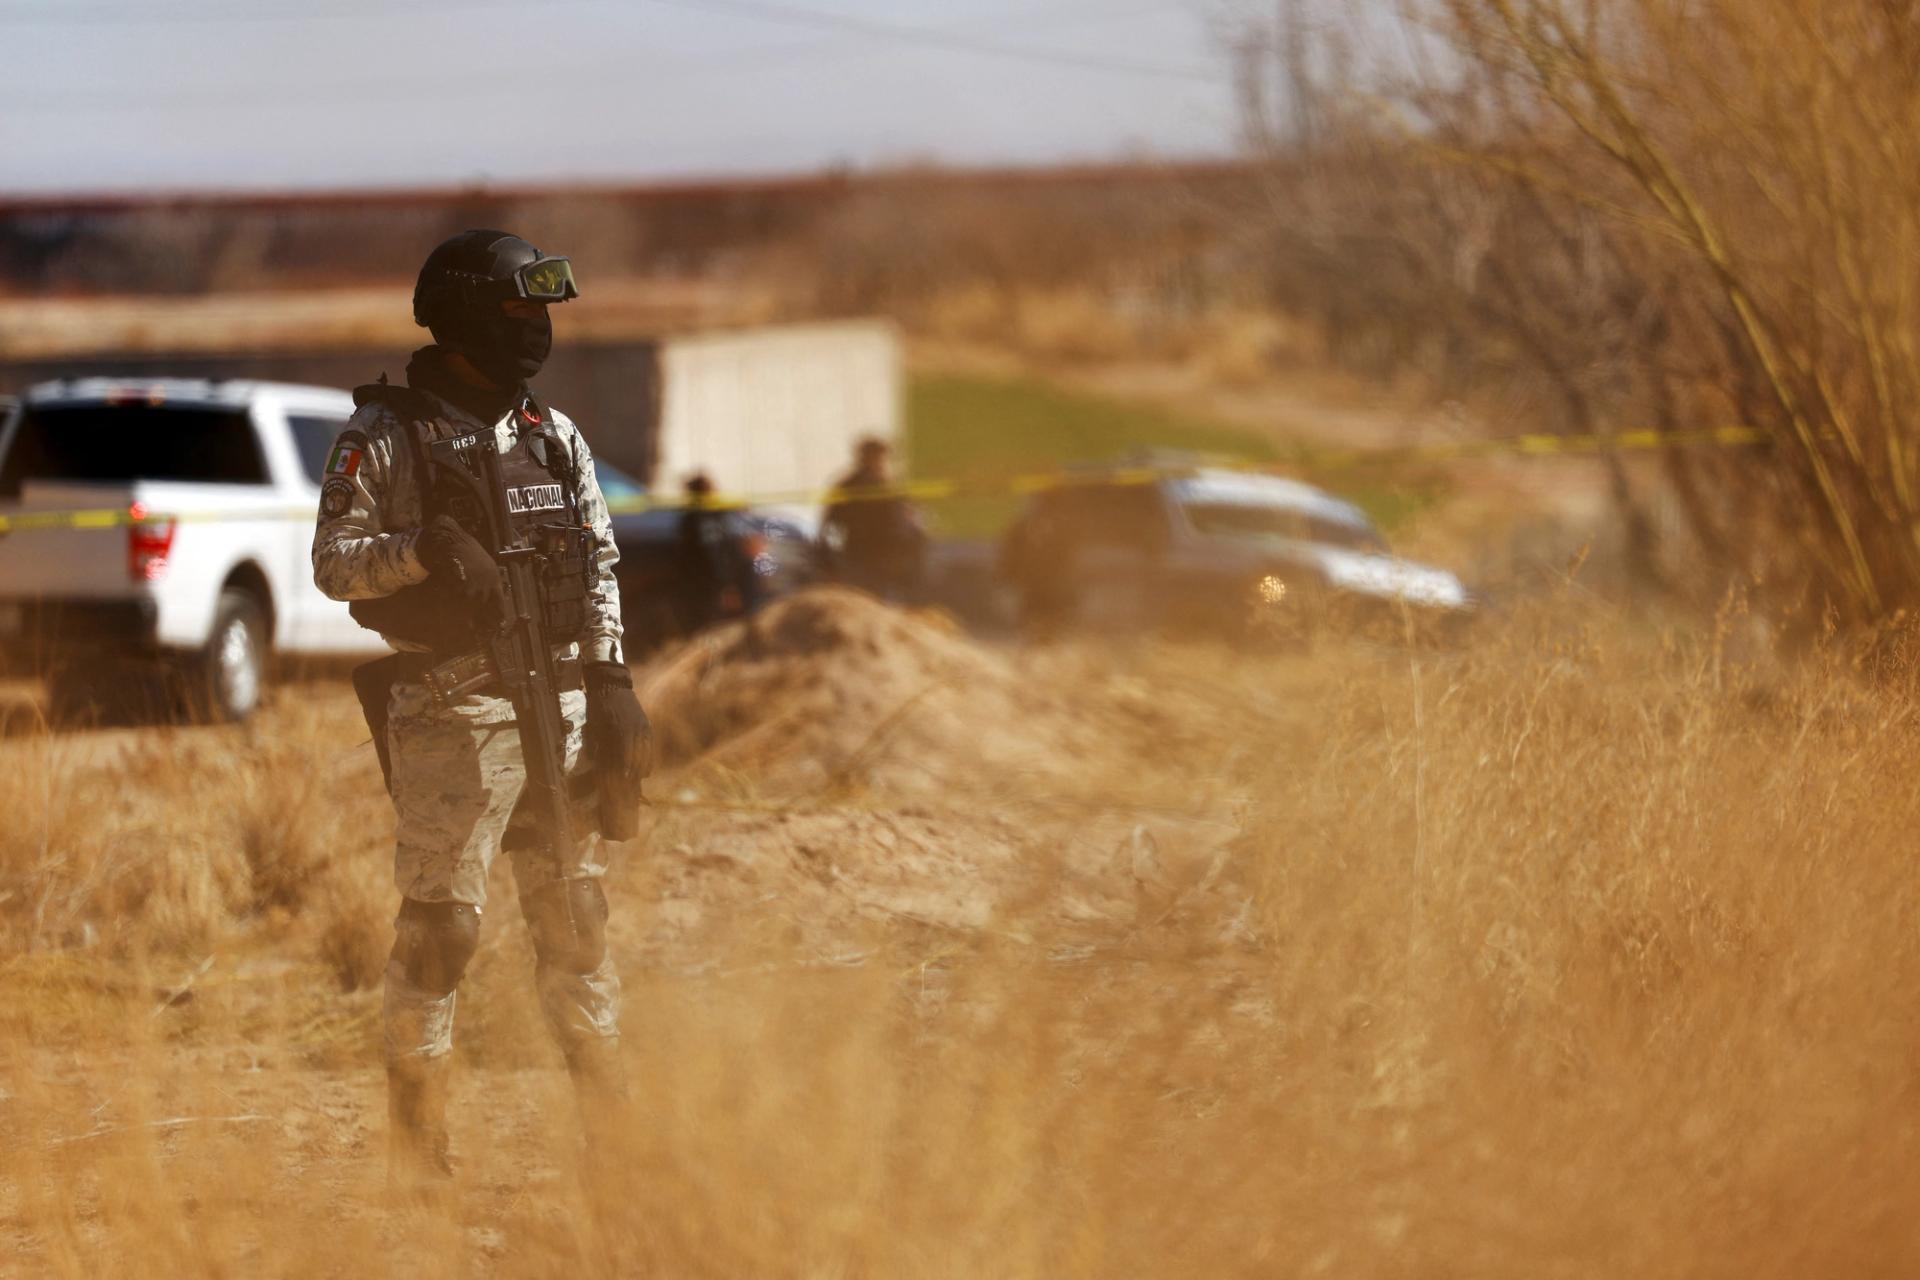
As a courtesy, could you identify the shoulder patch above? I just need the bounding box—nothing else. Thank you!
[320,477,355,519]
[325,436,366,477]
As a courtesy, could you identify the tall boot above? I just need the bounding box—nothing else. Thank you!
[388,1053,454,1192]
[565,1035,630,1110]
[564,1035,631,1173]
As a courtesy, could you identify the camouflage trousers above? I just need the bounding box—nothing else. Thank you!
[381,679,621,1066]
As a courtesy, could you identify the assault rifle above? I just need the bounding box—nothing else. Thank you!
[411,427,589,859]
[342,386,596,853]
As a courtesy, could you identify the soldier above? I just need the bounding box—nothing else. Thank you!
[311,230,651,1186]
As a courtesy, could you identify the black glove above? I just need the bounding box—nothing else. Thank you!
[585,661,651,839]
[415,514,505,620]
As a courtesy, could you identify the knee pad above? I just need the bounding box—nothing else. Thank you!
[392,898,482,996]
[522,878,608,975]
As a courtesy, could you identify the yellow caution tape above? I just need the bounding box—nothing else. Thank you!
[0,425,1770,533]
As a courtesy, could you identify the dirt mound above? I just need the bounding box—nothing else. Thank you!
[625,589,1247,965]
[641,587,1121,797]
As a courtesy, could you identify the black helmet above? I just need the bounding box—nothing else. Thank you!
[413,230,579,385]
[413,230,578,327]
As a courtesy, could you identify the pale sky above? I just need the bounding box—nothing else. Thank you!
[0,0,1241,194]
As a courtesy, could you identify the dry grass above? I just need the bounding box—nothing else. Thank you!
[0,688,392,972]
[2,597,1918,1276]
[0,279,774,360]
[909,286,1320,382]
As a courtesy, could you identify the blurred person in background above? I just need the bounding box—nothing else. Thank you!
[820,436,926,602]
[674,472,757,632]
[310,231,651,1191]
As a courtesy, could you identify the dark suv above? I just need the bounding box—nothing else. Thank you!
[592,462,820,651]
[999,468,1472,639]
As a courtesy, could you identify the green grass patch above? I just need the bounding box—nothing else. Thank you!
[906,371,1446,538]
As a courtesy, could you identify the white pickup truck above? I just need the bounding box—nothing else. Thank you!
[0,378,387,720]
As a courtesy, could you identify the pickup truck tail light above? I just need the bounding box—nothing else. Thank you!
[127,504,177,581]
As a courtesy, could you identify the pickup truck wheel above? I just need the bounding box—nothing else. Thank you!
[194,588,268,722]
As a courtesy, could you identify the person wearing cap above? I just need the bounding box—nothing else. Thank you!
[821,437,926,602]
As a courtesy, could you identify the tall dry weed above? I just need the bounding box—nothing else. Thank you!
[0,688,390,960]
[3,611,1918,1275]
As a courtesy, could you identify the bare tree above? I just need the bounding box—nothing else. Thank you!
[1219,0,1920,622]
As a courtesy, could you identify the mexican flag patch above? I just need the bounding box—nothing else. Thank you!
[326,444,362,477]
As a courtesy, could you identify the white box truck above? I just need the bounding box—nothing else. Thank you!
[643,320,902,520]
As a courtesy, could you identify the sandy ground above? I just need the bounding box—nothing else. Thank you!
[11,588,1917,1276]
[0,590,1272,1272]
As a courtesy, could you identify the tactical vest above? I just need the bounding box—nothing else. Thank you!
[348,383,594,654]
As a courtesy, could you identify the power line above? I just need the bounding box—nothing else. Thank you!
[0,0,1215,110]
[647,0,1216,81]
[0,0,1182,27]
[0,0,594,24]
[0,41,815,111]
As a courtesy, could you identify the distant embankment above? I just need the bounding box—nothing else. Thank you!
[0,159,1256,299]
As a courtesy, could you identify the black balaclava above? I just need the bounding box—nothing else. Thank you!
[413,230,563,388]
[437,298,551,387]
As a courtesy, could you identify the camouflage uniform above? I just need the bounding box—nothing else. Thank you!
[311,387,623,1068]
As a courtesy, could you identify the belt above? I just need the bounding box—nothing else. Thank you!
[396,646,584,709]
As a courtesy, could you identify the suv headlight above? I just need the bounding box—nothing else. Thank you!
[1253,574,1288,607]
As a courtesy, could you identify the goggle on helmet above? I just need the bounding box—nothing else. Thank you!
[413,230,581,327]
[438,255,579,307]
